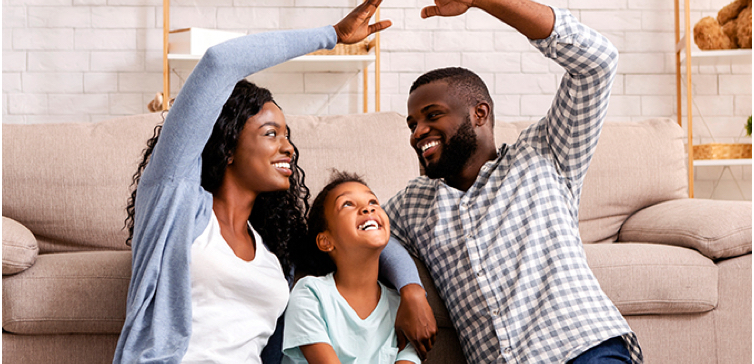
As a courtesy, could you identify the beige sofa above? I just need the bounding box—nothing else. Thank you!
[3,112,751,363]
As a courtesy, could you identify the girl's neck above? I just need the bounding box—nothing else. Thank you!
[333,257,381,320]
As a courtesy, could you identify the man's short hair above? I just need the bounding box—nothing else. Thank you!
[409,67,495,126]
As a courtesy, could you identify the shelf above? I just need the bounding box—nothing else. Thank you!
[674,0,752,197]
[680,48,752,66]
[693,158,752,167]
[167,53,376,73]
[161,5,383,113]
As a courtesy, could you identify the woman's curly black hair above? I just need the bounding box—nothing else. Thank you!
[125,80,310,274]
[291,170,366,277]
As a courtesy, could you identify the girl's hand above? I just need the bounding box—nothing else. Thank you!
[395,284,437,360]
[299,343,342,364]
[421,0,475,19]
[333,0,392,44]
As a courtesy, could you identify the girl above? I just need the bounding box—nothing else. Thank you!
[283,172,421,364]
[114,2,392,363]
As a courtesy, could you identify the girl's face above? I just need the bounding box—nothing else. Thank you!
[225,101,295,195]
[319,182,390,254]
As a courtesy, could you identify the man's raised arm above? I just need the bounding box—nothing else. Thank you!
[421,0,554,39]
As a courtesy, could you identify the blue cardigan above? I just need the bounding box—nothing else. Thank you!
[113,26,421,364]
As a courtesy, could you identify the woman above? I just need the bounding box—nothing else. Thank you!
[114,2,392,363]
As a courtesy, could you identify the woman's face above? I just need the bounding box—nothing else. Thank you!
[225,101,295,195]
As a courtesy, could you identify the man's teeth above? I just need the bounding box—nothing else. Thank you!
[273,162,290,169]
[358,220,379,231]
[421,141,440,152]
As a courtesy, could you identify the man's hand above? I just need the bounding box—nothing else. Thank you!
[422,0,554,39]
[334,0,392,44]
[395,284,437,360]
[421,0,475,19]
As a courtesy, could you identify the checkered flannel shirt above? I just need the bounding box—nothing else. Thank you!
[384,8,642,364]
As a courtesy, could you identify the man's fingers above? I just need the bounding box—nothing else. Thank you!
[413,340,428,360]
[396,330,407,350]
[423,336,435,352]
[368,19,392,35]
[421,6,440,19]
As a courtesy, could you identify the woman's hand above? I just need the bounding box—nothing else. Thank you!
[421,0,475,19]
[333,0,392,44]
[395,284,437,360]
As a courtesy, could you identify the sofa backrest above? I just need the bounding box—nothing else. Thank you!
[1,112,420,254]
[286,112,420,205]
[2,113,164,253]
[492,118,688,243]
[2,113,687,253]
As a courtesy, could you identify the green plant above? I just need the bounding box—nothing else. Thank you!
[747,116,752,137]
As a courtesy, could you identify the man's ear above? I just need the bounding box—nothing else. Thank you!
[473,102,491,127]
[316,233,334,252]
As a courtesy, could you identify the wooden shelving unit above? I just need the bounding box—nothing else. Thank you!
[674,0,752,197]
[167,54,376,73]
[161,0,381,113]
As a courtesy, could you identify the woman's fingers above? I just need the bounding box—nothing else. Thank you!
[368,19,392,35]
[335,0,389,43]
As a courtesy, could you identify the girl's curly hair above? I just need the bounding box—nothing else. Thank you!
[125,80,310,273]
[291,170,366,277]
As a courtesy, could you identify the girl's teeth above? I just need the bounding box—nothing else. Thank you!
[359,220,378,230]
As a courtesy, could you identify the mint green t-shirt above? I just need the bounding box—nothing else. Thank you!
[282,274,421,364]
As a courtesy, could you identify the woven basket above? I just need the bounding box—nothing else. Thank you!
[693,143,752,160]
[308,39,371,56]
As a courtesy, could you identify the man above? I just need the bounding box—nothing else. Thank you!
[382,0,643,362]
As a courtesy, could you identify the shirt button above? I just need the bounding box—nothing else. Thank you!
[491,309,499,317]
[477,269,484,277]
[504,347,512,355]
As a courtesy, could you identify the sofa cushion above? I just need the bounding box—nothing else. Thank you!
[287,112,420,203]
[2,114,163,253]
[2,217,39,275]
[619,199,752,260]
[584,243,718,315]
[2,251,131,335]
[2,332,119,364]
[493,119,688,244]
[579,119,688,243]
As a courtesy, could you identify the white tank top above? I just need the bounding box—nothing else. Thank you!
[183,211,290,363]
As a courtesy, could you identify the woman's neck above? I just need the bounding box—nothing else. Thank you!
[212,177,258,225]
[212,186,257,261]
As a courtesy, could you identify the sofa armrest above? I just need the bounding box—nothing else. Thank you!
[2,217,39,275]
[618,199,752,260]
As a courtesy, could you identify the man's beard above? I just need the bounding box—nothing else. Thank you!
[422,114,478,180]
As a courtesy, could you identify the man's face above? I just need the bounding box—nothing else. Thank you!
[406,81,478,180]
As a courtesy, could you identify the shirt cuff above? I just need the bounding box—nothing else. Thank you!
[380,236,424,291]
[529,7,578,59]
[397,342,423,364]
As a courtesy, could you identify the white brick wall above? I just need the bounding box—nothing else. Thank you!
[3,0,751,200]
